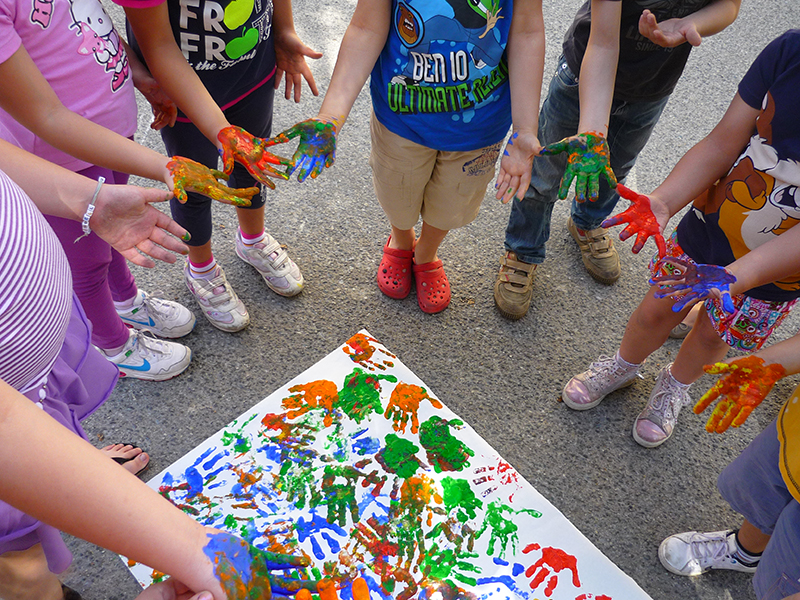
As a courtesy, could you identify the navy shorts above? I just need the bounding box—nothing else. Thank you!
[161,79,275,246]
[718,418,800,598]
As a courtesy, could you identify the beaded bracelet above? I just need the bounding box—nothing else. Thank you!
[74,176,105,243]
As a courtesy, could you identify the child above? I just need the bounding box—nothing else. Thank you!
[657,332,800,599]
[561,30,800,448]
[118,0,321,331]
[0,0,255,379]
[493,0,741,320]
[276,0,545,314]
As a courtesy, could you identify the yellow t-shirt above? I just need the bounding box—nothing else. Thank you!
[777,383,800,503]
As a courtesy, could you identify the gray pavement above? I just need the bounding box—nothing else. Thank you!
[67,2,800,599]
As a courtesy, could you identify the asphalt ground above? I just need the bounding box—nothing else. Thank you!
[63,2,800,599]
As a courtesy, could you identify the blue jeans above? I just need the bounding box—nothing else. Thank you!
[504,57,670,264]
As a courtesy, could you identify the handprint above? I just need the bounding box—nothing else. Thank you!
[522,543,581,598]
[338,368,397,423]
[694,357,786,432]
[320,464,385,526]
[540,131,616,202]
[384,383,443,434]
[650,257,736,313]
[283,380,340,428]
[419,416,474,473]
[602,183,666,258]
[217,125,290,189]
[273,118,338,182]
[167,157,258,207]
[296,578,370,600]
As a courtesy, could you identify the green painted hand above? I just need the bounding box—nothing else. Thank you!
[540,131,616,202]
[273,119,338,182]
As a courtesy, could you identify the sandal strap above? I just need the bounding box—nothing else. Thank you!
[412,259,443,273]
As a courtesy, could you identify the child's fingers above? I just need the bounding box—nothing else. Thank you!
[575,172,589,202]
[694,384,721,414]
[557,172,574,200]
[715,400,739,433]
[655,234,667,260]
[604,165,618,188]
[587,173,600,202]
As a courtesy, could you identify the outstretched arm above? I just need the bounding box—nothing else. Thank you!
[495,0,545,203]
[639,0,741,48]
[272,0,323,102]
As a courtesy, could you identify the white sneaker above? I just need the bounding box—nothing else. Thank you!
[104,329,191,381]
[235,231,304,297]
[562,353,642,410]
[659,529,759,576]
[633,364,692,448]
[116,290,195,338]
[184,264,249,332]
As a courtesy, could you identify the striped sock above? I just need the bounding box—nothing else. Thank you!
[240,229,265,246]
[189,256,218,280]
[732,530,762,567]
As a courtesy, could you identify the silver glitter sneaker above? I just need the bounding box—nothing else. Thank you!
[633,364,692,448]
[659,529,759,576]
[562,354,642,410]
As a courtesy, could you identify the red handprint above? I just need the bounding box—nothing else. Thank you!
[602,184,666,258]
[523,543,581,598]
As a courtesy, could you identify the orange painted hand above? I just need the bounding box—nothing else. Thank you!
[384,383,443,434]
[296,578,369,600]
[540,131,616,202]
[217,126,290,190]
[283,380,340,428]
[695,357,787,433]
[167,157,258,207]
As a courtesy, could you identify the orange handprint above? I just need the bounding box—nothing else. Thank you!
[384,383,443,434]
[283,380,339,427]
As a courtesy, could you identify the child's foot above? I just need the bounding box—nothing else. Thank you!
[101,443,150,476]
[102,329,192,381]
[659,529,759,576]
[633,364,692,448]
[115,290,196,339]
[184,264,249,332]
[378,236,414,299]
[494,251,537,320]
[235,231,304,297]
[413,259,450,313]
[562,353,641,410]
[567,217,620,284]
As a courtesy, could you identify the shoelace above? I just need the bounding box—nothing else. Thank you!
[586,355,636,391]
[131,330,171,358]
[141,295,177,320]
[689,532,732,563]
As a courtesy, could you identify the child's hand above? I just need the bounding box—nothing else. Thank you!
[495,131,541,204]
[167,156,258,207]
[135,76,178,131]
[274,30,322,102]
[135,579,211,600]
[649,257,736,313]
[694,357,787,433]
[201,531,315,600]
[602,184,667,258]
[638,9,702,48]
[217,126,291,190]
[273,119,338,182]
[540,131,616,202]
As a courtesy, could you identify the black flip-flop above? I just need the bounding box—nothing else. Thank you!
[110,444,150,478]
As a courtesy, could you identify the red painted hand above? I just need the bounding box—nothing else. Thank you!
[602,184,666,258]
[217,126,290,189]
[695,357,786,433]
[523,543,581,598]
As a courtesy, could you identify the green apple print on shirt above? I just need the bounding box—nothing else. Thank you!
[224,0,258,60]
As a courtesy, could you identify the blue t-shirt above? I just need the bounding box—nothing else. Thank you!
[370,0,513,151]
[676,30,800,302]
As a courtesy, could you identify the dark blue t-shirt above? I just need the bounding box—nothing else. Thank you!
[676,30,800,302]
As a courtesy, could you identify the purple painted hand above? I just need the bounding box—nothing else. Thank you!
[602,184,667,258]
[273,118,338,183]
[217,126,290,190]
[650,257,736,313]
[539,131,616,202]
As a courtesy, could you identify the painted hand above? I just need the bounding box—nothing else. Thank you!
[384,383,443,434]
[495,131,542,203]
[217,126,290,190]
[602,183,667,258]
[694,357,786,433]
[167,157,258,207]
[296,578,369,600]
[540,131,616,202]
[522,543,581,597]
[202,532,314,600]
[273,119,338,182]
[649,257,736,313]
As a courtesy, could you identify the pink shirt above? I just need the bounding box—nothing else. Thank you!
[0,0,137,171]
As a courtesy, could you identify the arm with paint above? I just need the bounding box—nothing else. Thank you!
[494,0,545,204]
[0,377,315,600]
[539,0,620,203]
[638,0,741,48]
[121,3,292,188]
[0,45,256,206]
[274,0,391,181]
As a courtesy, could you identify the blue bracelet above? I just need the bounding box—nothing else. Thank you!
[74,176,105,243]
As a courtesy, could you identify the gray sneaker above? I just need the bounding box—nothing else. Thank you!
[633,364,691,448]
[659,529,759,576]
[562,354,642,410]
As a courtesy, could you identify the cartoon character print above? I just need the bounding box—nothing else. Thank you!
[391,0,505,87]
[30,0,54,28]
[69,0,129,92]
[692,91,800,292]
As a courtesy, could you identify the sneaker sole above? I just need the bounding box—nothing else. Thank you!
[117,349,192,382]
[120,314,197,339]
[562,377,636,411]
[200,310,250,333]
[235,247,304,297]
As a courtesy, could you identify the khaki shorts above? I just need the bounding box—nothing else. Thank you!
[369,113,502,231]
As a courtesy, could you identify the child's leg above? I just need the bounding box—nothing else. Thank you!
[618,286,693,364]
[669,304,730,384]
[414,222,448,265]
[0,545,62,600]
